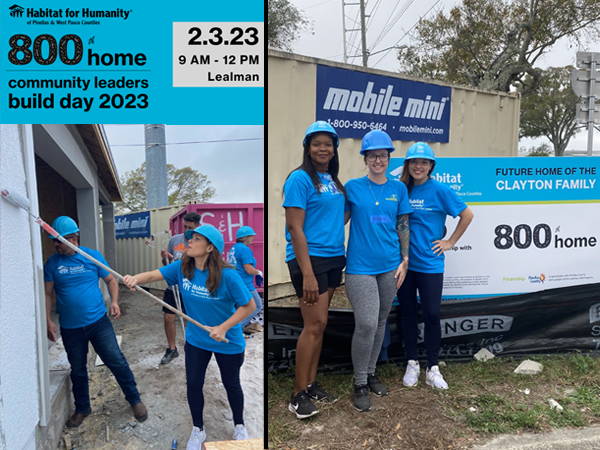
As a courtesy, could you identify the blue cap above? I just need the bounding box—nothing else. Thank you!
[405,142,435,161]
[185,224,224,254]
[360,130,395,155]
[303,121,339,148]
[236,226,256,239]
[49,216,79,239]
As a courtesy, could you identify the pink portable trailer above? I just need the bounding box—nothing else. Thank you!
[170,203,264,294]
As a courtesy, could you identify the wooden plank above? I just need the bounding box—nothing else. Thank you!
[203,438,264,450]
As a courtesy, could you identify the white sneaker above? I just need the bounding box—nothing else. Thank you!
[232,424,249,440]
[426,365,449,389]
[403,360,420,387]
[186,426,206,450]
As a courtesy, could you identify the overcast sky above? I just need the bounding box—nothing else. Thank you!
[288,0,599,153]
[103,125,264,203]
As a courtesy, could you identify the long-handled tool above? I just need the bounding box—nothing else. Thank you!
[145,232,187,337]
[1,187,228,343]
[172,284,186,337]
[144,230,170,250]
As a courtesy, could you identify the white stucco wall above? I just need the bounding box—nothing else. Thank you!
[0,124,40,450]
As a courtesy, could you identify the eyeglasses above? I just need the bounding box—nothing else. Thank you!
[366,154,389,162]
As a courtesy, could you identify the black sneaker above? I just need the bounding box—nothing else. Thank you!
[367,373,388,397]
[160,347,179,364]
[288,390,319,419]
[353,384,371,412]
[307,381,338,403]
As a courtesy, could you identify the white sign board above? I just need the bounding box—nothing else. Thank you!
[388,157,600,301]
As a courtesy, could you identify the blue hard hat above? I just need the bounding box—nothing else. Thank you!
[236,226,256,239]
[303,121,339,148]
[185,224,224,254]
[49,216,79,239]
[360,129,395,155]
[405,142,435,161]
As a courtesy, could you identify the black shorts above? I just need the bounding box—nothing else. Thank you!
[162,288,187,315]
[287,255,346,298]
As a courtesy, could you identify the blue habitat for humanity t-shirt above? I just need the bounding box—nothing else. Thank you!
[227,242,257,291]
[43,247,110,329]
[345,177,413,274]
[408,178,467,273]
[283,170,345,262]
[159,262,252,354]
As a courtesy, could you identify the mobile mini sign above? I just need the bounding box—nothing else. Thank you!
[316,65,452,142]
[115,211,151,239]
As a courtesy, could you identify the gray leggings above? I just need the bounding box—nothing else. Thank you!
[345,270,397,386]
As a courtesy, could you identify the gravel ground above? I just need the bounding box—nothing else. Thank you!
[54,284,264,449]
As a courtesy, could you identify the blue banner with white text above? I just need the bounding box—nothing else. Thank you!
[316,64,451,142]
[115,211,150,239]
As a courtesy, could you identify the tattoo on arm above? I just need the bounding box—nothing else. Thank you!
[396,214,409,261]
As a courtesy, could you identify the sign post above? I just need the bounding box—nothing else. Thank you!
[572,52,600,156]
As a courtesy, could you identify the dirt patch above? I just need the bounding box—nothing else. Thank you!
[270,381,478,450]
[55,285,263,449]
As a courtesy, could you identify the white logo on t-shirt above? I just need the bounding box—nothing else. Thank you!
[227,248,237,265]
[57,264,90,275]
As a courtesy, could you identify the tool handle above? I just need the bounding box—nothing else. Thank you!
[54,233,228,343]
[2,194,228,343]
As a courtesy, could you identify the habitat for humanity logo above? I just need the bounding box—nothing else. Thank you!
[8,5,132,19]
[9,4,24,17]
[57,264,88,275]
[182,278,193,291]
[528,274,546,284]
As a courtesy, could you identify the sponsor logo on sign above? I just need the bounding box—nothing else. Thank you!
[528,274,546,284]
[418,315,513,341]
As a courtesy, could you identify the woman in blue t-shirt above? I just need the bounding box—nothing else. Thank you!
[344,130,412,412]
[397,142,474,390]
[283,121,347,420]
[227,225,263,333]
[123,225,255,449]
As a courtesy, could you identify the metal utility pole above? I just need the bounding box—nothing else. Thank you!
[342,0,347,64]
[144,124,169,208]
[359,0,368,67]
[571,52,600,156]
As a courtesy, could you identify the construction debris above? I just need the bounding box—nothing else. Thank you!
[474,348,495,362]
[63,434,72,450]
[549,399,564,412]
[514,360,543,374]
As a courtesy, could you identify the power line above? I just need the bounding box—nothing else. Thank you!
[110,138,263,147]
[366,0,383,28]
[371,0,415,50]
[371,0,442,68]
[304,0,335,9]
[346,3,364,60]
